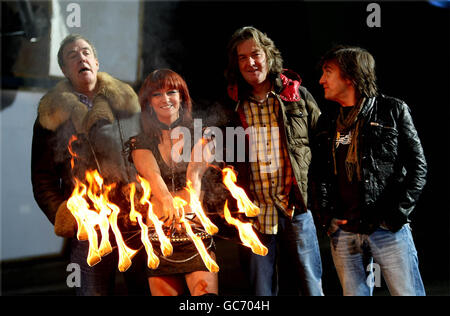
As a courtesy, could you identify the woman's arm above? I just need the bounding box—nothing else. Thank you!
[186,136,215,199]
[132,148,180,225]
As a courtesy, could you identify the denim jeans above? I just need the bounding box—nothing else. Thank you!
[70,233,150,296]
[330,224,425,296]
[243,210,324,296]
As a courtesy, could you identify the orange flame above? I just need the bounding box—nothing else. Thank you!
[85,170,112,257]
[179,211,219,273]
[222,168,260,217]
[172,195,219,273]
[66,135,264,271]
[66,178,102,266]
[223,201,268,256]
[68,135,78,170]
[173,196,188,210]
[107,199,138,272]
[185,181,218,235]
[137,175,173,257]
[129,183,159,269]
[67,168,139,271]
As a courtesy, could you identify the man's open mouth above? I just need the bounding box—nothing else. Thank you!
[79,67,91,73]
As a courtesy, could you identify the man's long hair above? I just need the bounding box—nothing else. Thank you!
[225,26,283,97]
[319,45,378,98]
[138,69,193,142]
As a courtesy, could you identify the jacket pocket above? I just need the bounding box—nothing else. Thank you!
[285,103,309,144]
[368,122,398,162]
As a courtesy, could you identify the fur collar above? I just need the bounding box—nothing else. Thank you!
[38,72,140,133]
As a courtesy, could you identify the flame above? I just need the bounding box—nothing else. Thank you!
[185,181,218,235]
[67,168,138,271]
[107,199,138,272]
[85,170,112,257]
[66,178,102,266]
[66,133,265,271]
[129,183,159,269]
[173,195,219,273]
[137,175,173,257]
[68,135,78,170]
[173,196,188,210]
[179,211,219,273]
[223,201,268,256]
[222,168,260,217]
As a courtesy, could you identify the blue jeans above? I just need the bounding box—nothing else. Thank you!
[244,210,324,296]
[70,234,149,296]
[330,224,425,296]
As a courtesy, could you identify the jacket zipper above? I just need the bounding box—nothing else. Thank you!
[370,122,395,130]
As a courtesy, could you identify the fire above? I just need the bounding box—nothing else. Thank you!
[222,168,260,217]
[67,169,139,271]
[107,200,138,272]
[223,201,268,256]
[173,196,188,210]
[179,211,220,273]
[66,178,101,267]
[185,181,218,235]
[68,135,78,169]
[85,170,112,257]
[137,175,173,257]
[172,196,219,273]
[129,182,160,269]
[65,134,270,272]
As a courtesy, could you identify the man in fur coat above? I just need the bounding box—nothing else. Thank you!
[31,34,148,295]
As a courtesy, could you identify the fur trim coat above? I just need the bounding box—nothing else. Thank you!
[31,72,141,237]
[38,72,140,133]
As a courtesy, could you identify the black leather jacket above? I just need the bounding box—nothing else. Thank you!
[311,94,427,233]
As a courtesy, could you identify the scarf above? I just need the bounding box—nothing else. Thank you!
[332,97,366,182]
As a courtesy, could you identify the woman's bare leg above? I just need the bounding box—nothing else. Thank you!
[148,276,185,296]
[185,253,219,296]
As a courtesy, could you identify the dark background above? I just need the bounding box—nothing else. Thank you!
[2,1,449,295]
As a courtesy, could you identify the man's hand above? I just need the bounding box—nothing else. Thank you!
[327,218,347,236]
[54,201,79,238]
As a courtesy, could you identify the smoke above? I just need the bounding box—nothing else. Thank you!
[141,1,185,77]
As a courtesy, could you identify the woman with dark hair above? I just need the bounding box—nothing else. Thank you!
[129,69,218,296]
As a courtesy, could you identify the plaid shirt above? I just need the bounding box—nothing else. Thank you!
[242,92,294,234]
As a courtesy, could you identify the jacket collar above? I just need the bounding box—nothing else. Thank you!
[227,69,303,106]
[38,72,140,133]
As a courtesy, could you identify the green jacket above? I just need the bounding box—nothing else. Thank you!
[226,70,321,210]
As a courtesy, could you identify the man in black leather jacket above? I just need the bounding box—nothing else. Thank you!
[31,34,148,295]
[312,45,427,295]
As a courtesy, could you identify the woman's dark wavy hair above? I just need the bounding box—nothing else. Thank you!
[225,26,283,96]
[319,45,378,98]
[138,69,193,142]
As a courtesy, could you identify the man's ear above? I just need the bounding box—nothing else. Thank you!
[344,78,354,88]
[61,65,68,78]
